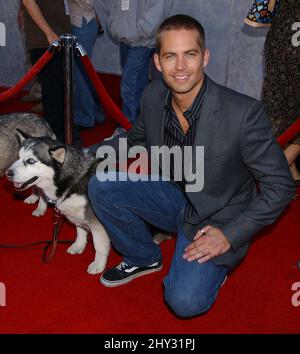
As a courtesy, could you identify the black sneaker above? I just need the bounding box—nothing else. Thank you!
[100,260,162,287]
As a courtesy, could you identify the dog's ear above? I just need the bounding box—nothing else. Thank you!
[16,129,32,145]
[49,146,66,164]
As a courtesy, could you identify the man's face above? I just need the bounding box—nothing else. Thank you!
[154,29,209,97]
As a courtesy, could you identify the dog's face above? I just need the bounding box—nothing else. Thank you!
[6,131,66,195]
[6,145,54,191]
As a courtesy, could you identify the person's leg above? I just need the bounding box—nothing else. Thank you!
[120,41,130,68]
[72,18,105,128]
[164,228,228,318]
[88,172,187,266]
[120,44,154,123]
[30,48,65,142]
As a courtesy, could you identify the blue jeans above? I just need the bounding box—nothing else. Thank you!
[88,172,227,317]
[120,43,155,124]
[72,18,105,127]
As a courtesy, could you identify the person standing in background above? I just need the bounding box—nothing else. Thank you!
[261,0,300,188]
[245,0,300,191]
[22,0,71,142]
[68,0,105,134]
[106,0,173,136]
[18,2,42,112]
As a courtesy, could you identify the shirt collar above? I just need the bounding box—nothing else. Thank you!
[164,74,207,120]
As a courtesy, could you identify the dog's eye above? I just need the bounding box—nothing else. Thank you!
[26,158,36,165]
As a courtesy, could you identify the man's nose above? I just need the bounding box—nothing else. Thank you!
[175,56,187,70]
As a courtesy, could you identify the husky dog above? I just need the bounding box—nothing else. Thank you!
[0,113,55,216]
[6,133,110,274]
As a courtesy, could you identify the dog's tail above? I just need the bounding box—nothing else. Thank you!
[44,120,57,140]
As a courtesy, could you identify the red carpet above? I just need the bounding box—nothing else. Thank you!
[0,78,300,334]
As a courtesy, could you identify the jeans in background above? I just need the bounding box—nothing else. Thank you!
[120,43,155,124]
[30,49,65,142]
[72,18,105,128]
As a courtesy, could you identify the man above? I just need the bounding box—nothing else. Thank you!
[88,15,295,318]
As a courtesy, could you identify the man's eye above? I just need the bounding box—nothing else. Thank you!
[166,54,175,59]
[26,158,35,165]
[186,52,196,57]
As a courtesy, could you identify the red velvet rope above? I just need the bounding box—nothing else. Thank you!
[0,49,55,104]
[277,117,300,147]
[79,54,132,130]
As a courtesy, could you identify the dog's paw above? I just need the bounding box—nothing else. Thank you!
[32,206,47,217]
[24,194,39,204]
[67,242,86,255]
[87,261,105,275]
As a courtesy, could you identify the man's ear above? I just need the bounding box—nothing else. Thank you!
[16,129,32,145]
[49,146,66,164]
[154,53,162,72]
[203,48,210,69]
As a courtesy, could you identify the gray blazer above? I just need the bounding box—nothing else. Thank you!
[106,77,296,271]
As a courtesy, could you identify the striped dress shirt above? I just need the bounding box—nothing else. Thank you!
[163,75,207,218]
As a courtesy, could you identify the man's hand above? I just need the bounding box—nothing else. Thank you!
[183,225,231,264]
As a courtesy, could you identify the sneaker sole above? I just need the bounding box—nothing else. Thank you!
[100,264,163,287]
[221,275,228,288]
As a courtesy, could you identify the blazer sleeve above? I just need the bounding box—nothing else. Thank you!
[220,100,295,251]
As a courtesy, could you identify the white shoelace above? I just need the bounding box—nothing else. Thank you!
[117,261,138,273]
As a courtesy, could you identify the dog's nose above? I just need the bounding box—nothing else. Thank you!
[6,169,14,179]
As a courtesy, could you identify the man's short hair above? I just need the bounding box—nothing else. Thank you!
[156,14,206,53]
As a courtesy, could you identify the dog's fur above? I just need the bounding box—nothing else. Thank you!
[0,113,55,216]
[7,134,110,274]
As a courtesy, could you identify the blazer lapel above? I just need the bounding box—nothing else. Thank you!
[147,103,166,147]
[186,78,222,175]
[194,104,221,149]
[148,85,168,147]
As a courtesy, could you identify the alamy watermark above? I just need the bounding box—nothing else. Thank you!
[291,282,300,307]
[292,22,300,47]
[0,21,6,47]
[96,138,205,192]
[0,282,6,307]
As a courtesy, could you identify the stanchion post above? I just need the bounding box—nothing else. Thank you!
[61,34,76,145]
[44,34,76,263]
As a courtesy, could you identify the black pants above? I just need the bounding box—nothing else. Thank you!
[30,48,65,142]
